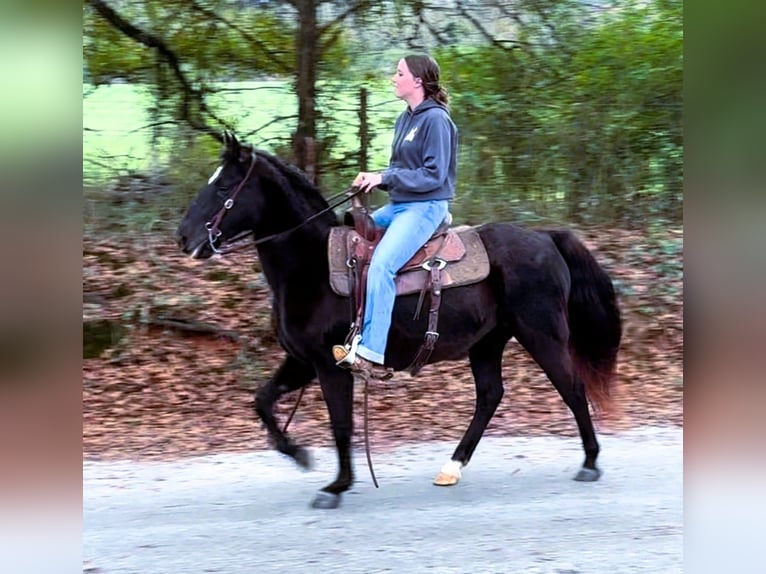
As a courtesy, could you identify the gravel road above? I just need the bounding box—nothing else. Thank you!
[84,426,681,574]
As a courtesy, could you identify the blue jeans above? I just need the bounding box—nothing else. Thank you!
[356,199,450,364]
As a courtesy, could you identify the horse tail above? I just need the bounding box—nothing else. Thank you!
[546,229,622,412]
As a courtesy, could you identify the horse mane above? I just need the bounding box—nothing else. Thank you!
[218,135,340,230]
[251,148,334,221]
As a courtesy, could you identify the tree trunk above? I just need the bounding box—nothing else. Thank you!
[294,0,318,183]
[358,87,369,172]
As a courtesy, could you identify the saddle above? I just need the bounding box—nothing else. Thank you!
[327,206,490,375]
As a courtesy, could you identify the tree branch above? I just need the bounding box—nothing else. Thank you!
[242,114,298,141]
[490,0,526,28]
[185,0,291,74]
[317,0,371,37]
[319,25,344,56]
[145,317,241,341]
[86,0,230,141]
[418,11,450,45]
[455,0,526,53]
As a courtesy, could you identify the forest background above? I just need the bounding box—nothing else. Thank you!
[82,0,683,459]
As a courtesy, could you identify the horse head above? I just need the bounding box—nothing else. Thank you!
[177,131,263,259]
[177,131,336,259]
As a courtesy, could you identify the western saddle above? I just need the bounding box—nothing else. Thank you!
[328,195,489,376]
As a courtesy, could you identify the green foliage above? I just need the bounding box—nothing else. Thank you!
[559,0,683,222]
[83,12,149,84]
[84,1,294,85]
[83,123,225,237]
[83,0,683,233]
[431,0,682,226]
[83,319,125,359]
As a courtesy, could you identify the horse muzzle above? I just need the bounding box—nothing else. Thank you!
[176,230,215,260]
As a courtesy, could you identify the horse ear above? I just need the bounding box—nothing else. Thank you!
[240,143,254,163]
[222,131,241,162]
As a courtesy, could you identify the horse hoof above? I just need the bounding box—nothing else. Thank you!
[434,460,462,486]
[574,467,601,482]
[433,471,460,486]
[310,491,341,509]
[293,446,313,470]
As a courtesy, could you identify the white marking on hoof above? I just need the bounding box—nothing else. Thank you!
[433,459,462,486]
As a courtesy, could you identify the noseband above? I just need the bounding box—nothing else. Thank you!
[205,152,258,254]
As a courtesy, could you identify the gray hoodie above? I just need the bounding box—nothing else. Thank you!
[381,99,457,203]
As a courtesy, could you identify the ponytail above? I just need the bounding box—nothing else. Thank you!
[432,85,450,108]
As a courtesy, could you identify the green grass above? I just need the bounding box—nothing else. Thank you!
[83,83,156,172]
[83,79,643,231]
[83,79,411,236]
[83,79,401,184]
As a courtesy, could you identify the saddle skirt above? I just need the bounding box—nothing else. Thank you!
[327,225,490,297]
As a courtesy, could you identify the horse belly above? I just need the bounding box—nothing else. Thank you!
[387,282,498,367]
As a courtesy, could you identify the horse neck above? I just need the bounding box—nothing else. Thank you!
[255,222,333,298]
[249,165,336,292]
[253,152,331,232]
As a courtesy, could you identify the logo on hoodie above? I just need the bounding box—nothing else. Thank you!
[404,126,419,142]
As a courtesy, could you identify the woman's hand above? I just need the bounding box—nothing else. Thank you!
[353,172,383,193]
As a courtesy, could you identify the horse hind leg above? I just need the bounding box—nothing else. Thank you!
[515,319,602,481]
[434,330,508,486]
[253,355,316,469]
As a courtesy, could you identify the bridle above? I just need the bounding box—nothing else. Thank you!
[205,153,258,254]
[203,151,362,254]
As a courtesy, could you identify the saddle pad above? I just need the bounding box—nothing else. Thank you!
[328,225,490,297]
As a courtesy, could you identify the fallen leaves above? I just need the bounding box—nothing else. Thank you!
[83,226,683,461]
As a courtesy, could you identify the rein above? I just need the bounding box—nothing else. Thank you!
[204,151,362,254]
[250,185,361,246]
[281,375,380,489]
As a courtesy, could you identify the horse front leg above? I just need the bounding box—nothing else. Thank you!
[310,363,355,509]
[254,355,316,469]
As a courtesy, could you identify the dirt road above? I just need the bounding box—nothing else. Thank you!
[84,427,681,574]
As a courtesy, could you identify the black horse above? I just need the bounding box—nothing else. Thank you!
[177,132,621,509]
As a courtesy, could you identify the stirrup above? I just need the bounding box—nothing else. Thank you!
[333,334,361,365]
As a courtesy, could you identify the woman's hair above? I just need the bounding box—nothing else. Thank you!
[404,54,449,107]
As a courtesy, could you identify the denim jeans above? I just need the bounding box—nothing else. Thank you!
[356,199,450,364]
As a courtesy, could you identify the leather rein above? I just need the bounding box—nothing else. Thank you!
[204,152,361,254]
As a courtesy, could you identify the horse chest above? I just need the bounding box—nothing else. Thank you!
[272,290,341,354]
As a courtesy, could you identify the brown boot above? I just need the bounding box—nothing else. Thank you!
[347,356,394,381]
[333,345,393,381]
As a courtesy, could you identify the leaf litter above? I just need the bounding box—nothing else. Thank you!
[83,227,682,461]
